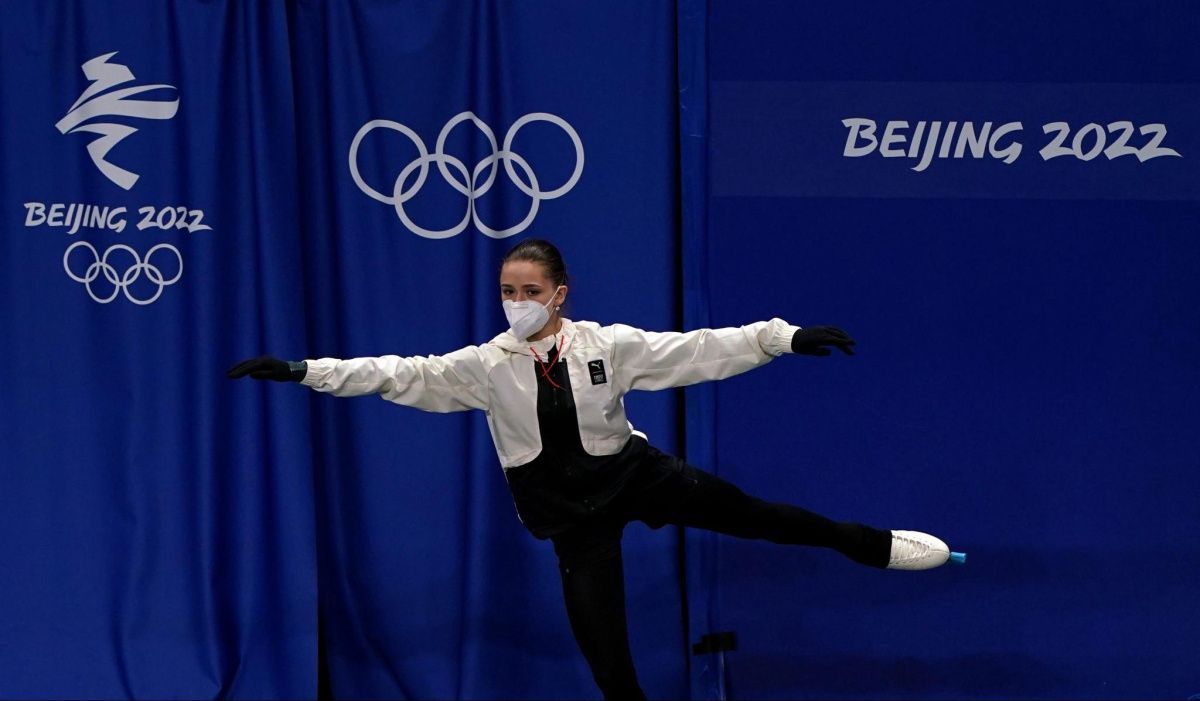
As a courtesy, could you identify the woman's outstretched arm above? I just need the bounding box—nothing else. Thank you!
[611,319,855,392]
[227,346,491,413]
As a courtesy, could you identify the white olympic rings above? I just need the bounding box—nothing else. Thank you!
[348,111,584,239]
[63,241,183,305]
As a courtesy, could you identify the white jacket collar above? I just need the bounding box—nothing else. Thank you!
[490,318,578,356]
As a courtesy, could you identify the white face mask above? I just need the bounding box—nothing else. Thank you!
[503,286,563,340]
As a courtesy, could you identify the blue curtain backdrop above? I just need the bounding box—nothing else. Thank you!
[1,1,684,699]
[1,1,1198,700]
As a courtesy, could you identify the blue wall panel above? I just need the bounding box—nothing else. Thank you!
[694,1,1200,698]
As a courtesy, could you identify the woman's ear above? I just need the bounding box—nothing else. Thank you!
[557,285,568,308]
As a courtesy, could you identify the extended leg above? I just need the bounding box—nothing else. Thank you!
[621,446,894,568]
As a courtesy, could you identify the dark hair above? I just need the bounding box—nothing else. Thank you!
[501,238,569,287]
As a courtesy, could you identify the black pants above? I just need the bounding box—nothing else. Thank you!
[549,444,892,700]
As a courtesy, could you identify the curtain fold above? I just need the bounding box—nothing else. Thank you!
[0,1,316,698]
[286,2,686,697]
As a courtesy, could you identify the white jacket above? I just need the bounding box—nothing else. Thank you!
[301,318,799,468]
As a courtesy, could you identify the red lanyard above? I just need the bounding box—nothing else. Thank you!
[531,335,571,391]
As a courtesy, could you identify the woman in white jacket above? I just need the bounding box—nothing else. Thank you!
[228,238,955,701]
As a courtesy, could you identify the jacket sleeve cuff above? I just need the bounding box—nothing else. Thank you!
[760,318,802,356]
[300,358,336,388]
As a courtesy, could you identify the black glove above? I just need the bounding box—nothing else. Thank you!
[226,356,308,382]
[791,326,856,356]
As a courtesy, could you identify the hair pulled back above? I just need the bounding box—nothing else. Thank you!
[501,238,569,287]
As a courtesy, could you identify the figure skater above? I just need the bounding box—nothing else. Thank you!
[228,238,955,700]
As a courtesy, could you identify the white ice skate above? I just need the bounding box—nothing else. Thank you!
[886,530,961,570]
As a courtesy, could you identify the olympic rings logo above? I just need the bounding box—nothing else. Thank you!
[63,241,183,305]
[348,111,584,239]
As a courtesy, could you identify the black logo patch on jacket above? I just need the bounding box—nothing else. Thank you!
[588,359,607,385]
